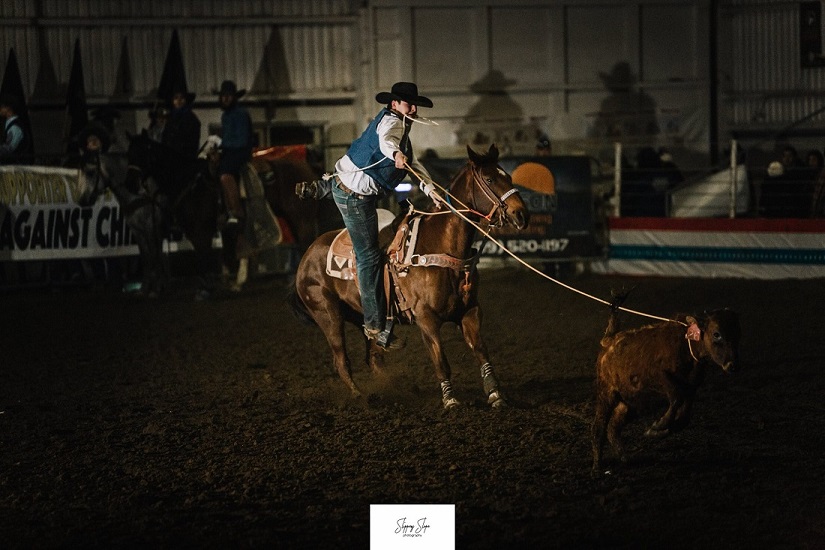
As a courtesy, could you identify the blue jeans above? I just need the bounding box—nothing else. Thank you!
[332,183,385,330]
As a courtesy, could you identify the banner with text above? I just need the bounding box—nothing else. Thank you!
[421,156,603,261]
[0,165,139,261]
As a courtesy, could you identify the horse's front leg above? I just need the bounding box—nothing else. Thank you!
[460,305,505,408]
[230,257,249,293]
[417,316,458,409]
[131,230,158,297]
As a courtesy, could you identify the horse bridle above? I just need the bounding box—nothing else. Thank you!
[468,165,520,227]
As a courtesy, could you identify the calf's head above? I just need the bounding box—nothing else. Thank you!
[694,308,741,373]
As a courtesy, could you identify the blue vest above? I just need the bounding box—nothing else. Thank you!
[347,108,413,191]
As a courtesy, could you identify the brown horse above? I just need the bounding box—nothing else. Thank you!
[249,155,336,251]
[79,134,329,297]
[221,155,337,291]
[289,144,529,408]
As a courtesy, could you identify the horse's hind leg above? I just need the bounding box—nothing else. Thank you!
[306,291,361,397]
[460,305,505,407]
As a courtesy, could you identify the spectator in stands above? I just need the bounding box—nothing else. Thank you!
[90,106,127,153]
[146,107,168,143]
[535,133,552,157]
[621,146,681,217]
[0,93,34,165]
[805,149,823,171]
[781,145,804,170]
[761,144,814,217]
[809,149,825,218]
[77,121,111,157]
[162,87,201,158]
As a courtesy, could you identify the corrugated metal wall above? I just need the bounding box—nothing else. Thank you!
[4,0,823,167]
[368,0,711,169]
[0,0,360,162]
[721,0,825,149]
[0,0,358,101]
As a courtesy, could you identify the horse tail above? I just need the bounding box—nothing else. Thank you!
[286,283,316,326]
[600,287,633,346]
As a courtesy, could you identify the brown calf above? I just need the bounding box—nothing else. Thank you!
[591,299,741,474]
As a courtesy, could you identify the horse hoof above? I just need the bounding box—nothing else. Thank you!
[229,282,243,293]
[443,397,460,409]
[487,390,506,408]
[644,427,670,438]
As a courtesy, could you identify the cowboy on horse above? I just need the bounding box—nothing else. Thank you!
[297,82,441,350]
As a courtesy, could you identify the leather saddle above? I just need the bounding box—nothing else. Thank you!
[326,208,398,280]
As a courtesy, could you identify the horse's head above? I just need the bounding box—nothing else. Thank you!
[455,143,529,230]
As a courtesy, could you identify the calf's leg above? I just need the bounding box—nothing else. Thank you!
[607,400,630,463]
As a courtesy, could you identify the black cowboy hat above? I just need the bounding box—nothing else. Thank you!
[214,80,246,98]
[77,121,111,152]
[469,70,517,94]
[375,82,433,108]
[599,61,637,92]
[169,84,196,104]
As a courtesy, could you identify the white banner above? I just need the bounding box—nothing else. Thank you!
[592,218,825,279]
[0,165,140,261]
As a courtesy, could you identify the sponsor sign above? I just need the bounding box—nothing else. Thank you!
[0,165,140,261]
[421,155,603,260]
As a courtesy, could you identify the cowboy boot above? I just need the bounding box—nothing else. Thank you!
[364,326,405,352]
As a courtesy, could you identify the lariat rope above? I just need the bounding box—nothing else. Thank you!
[403,161,683,326]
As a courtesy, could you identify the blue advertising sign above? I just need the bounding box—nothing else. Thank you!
[420,156,603,260]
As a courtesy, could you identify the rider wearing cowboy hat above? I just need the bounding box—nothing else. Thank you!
[213,79,254,256]
[319,81,439,350]
[162,85,201,159]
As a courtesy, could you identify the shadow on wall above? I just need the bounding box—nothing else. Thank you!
[589,61,660,142]
[455,69,542,157]
[588,61,661,166]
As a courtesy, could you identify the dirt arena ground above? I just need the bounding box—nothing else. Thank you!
[1,263,824,549]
